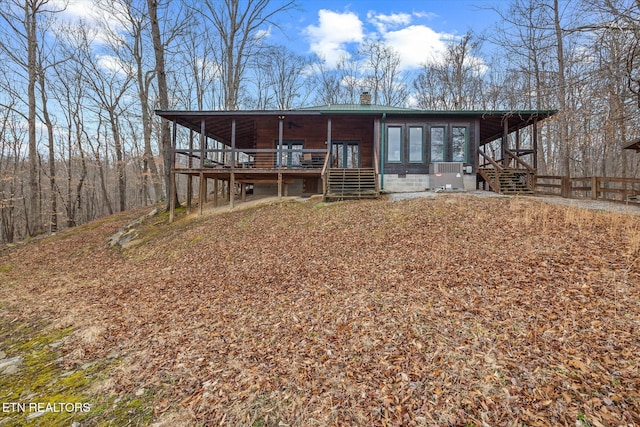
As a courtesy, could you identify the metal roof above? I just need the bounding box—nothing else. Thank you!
[297,104,420,113]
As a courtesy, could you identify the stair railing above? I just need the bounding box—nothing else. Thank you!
[504,149,535,191]
[504,149,534,172]
[321,152,331,196]
[479,151,504,171]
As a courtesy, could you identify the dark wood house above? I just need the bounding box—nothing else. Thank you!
[157,96,556,215]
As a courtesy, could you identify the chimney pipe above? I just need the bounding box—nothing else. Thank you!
[360,91,371,105]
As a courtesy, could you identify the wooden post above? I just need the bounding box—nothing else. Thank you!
[169,120,177,223]
[213,178,218,207]
[198,173,205,216]
[186,177,192,212]
[532,117,538,170]
[502,117,508,168]
[187,130,193,212]
[231,119,236,169]
[230,173,235,209]
[200,119,206,166]
[169,170,176,222]
[202,176,207,204]
[241,183,246,202]
[531,174,536,193]
[327,118,332,164]
[561,176,571,198]
[278,172,283,199]
[278,116,284,168]
[591,176,598,200]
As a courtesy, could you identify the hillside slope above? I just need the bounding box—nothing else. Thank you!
[1,195,639,426]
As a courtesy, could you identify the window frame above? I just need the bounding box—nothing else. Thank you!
[408,126,425,163]
[451,126,468,163]
[429,126,447,163]
[386,126,403,163]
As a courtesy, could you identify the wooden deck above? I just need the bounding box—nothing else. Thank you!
[173,166,323,179]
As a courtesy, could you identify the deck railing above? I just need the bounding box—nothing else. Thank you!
[174,148,328,170]
[535,175,640,202]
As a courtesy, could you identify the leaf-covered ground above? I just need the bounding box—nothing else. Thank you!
[1,195,639,426]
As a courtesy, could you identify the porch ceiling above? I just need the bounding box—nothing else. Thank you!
[476,111,557,145]
[156,109,557,148]
[623,138,640,152]
[157,110,321,150]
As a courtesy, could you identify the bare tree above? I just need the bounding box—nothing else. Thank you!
[580,0,640,107]
[83,51,135,213]
[414,32,485,110]
[174,22,224,110]
[0,0,66,235]
[310,57,343,105]
[0,105,26,243]
[250,45,309,109]
[197,0,297,110]
[99,0,165,203]
[52,23,92,226]
[360,41,409,107]
[147,0,186,209]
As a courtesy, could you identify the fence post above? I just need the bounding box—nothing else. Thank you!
[591,176,598,200]
[561,176,570,198]
[531,174,536,193]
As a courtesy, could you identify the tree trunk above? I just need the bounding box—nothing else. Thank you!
[109,110,126,212]
[26,2,42,236]
[553,0,570,177]
[147,0,177,210]
[39,66,57,233]
[133,23,163,203]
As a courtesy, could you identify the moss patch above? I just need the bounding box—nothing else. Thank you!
[0,321,155,426]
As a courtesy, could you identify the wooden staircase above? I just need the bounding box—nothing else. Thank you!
[324,168,379,201]
[478,168,534,195]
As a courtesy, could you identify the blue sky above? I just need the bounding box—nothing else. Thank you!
[275,0,501,70]
[52,0,502,73]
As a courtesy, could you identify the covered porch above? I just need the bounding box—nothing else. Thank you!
[476,110,557,194]
[156,109,380,218]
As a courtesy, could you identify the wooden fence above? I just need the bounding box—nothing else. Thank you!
[535,175,640,203]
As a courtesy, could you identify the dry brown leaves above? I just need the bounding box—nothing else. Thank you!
[1,195,639,426]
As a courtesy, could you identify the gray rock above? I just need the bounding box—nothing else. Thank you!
[0,356,23,374]
[106,208,160,247]
[26,411,45,420]
[2,365,19,375]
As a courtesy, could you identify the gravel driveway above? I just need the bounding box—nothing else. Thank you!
[387,190,640,215]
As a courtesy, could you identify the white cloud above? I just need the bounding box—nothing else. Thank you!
[382,25,451,70]
[96,54,131,75]
[304,7,486,75]
[54,0,130,45]
[305,8,455,71]
[57,0,100,22]
[255,26,272,41]
[412,11,438,20]
[367,11,412,33]
[303,9,364,67]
